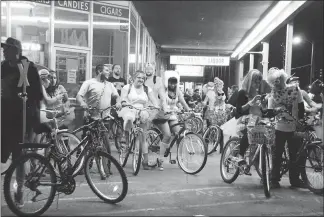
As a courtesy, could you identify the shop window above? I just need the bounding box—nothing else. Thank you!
[138,22,144,70]
[10,2,50,67]
[129,24,137,79]
[54,9,89,47]
[92,5,128,78]
[1,1,7,62]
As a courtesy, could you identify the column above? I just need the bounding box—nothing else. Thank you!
[249,54,254,70]
[236,60,244,88]
[285,21,294,76]
[261,41,269,80]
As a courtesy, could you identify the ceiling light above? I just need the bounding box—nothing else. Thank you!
[198,32,202,36]
[201,17,204,21]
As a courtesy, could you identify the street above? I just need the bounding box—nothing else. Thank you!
[1,146,323,216]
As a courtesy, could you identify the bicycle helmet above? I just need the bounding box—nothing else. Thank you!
[164,70,180,88]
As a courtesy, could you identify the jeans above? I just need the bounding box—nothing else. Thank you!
[239,129,249,157]
[271,130,303,185]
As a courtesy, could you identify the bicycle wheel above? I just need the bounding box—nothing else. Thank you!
[220,137,240,183]
[203,126,221,155]
[261,145,271,198]
[119,134,132,167]
[113,120,124,152]
[146,128,163,168]
[133,131,143,175]
[301,144,323,195]
[177,132,207,175]
[194,116,204,134]
[84,151,128,203]
[185,118,199,134]
[3,153,57,216]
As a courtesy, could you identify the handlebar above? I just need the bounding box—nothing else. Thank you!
[85,105,118,120]
[122,105,161,111]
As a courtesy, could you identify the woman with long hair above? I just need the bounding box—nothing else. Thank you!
[235,69,267,164]
[119,70,159,170]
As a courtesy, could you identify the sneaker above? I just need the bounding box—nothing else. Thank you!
[157,159,164,171]
[270,181,281,189]
[14,191,24,208]
[142,161,149,170]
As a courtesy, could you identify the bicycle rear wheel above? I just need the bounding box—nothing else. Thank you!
[133,132,143,175]
[3,153,57,216]
[301,144,323,195]
[203,125,221,155]
[177,132,207,175]
[261,145,271,198]
[84,151,128,203]
[194,116,204,134]
[146,128,163,168]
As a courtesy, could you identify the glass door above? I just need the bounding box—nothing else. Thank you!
[52,47,90,98]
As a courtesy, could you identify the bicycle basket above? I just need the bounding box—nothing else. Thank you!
[210,111,228,126]
[247,125,275,145]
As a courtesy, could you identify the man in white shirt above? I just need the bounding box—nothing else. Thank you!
[76,64,121,179]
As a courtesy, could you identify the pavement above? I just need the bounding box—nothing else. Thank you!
[1,144,323,216]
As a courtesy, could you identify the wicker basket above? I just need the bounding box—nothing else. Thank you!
[247,125,275,145]
[210,112,228,126]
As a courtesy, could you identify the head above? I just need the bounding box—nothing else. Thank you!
[112,64,121,77]
[267,67,288,90]
[188,89,194,96]
[214,77,226,101]
[241,69,263,95]
[164,70,180,91]
[39,69,50,88]
[49,70,58,86]
[132,70,146,87]
[145,62,155,77]
[231,85,239,92]
[1,37,22,62]
[95,64,110,79]
[194,89,200,95]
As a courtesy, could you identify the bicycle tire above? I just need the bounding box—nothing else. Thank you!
[146,128,163,168]
[220,137,240,183]
[177,132,207,175]
[301,144,324,195]
[119,138,132,167]
[84,151,128,203]
[3,153,57,216]
[261,145,271,198]
[112,120,123,152]
[203,125,221,155]
[194,116,204,134]
[133,131,143,175]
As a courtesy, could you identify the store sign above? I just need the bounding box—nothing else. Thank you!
[20,0,51,5]
[170,55,230,66]
[119,20,129,32]
[94,3,129,19]
[55,0,90,12]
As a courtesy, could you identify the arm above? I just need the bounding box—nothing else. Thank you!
[111,83,121,106]
[157,77,167,111]
[42,85,62,105]
[297,88,305,119]
[120,85,130,106]
[178,89,190,111]
[76,81,89,108]
[235,90,250,118]
[59,85,70,107]
[148,88,159,108]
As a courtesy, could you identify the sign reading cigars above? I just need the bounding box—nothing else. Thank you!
[170,55,230,66]
[55,0,90,12]
[94,3,129,19]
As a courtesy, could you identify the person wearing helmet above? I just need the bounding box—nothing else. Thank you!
[152,70,190,171]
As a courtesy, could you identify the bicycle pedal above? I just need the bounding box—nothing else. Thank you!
[170,159,177,164]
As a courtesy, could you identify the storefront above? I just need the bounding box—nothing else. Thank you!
[1,0,157,97]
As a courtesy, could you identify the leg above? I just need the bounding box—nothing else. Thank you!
[139,122,149,170]
[155,121,172,170]
[238,129,249,160]
[271,130,289,187]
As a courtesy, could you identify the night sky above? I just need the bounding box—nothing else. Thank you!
[268,1,323,88]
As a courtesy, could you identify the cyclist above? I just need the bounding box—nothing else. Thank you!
[235,69,269,167]
[152,70,190,171]
[119,70,159,170]
[76,64,121,157]
[267,68,306,189]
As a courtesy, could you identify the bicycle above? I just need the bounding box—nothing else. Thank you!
[3,106,128,216]
[220,112,276,198]
[278,109,323,195]
[118,105,160,175]
[146,110,208,175]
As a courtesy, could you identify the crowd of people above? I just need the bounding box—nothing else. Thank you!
[1,37,323,206]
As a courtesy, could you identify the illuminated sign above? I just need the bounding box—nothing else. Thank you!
[175,65,204,77]
[170,55,230,66]
[94,3,129,19]
[55,1,90,12]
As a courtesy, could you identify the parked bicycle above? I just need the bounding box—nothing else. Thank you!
[3,106,128,216]
[145,110,208,175]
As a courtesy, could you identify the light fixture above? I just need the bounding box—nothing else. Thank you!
[22,42,41,51]
[1,2,35,9]
[231,1,307,59]
[293,36,302,44]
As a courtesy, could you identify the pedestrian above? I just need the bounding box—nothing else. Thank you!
[1,37,43,207]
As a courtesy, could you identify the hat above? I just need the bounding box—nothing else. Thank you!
[39,69,50,79]
[214,77,224,93]
[1,37,22,51]
[145,62,155,70]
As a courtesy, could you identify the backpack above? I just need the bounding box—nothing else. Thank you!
[128,83,149,96]
[153,75,156,84]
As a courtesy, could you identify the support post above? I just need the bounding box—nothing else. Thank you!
[285,21,294,76]
[236,60,244,88]
[261,41,269,80]
[249,54,254,71]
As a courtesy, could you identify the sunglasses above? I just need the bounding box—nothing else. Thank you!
[218,93,225,96]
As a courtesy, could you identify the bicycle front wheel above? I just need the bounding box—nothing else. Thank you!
[132,132,143,176]
[177,132,207,175]
[84,151,128,203]
[203,125,221,155]
[3,153,57,216]
[261,145,271,198]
